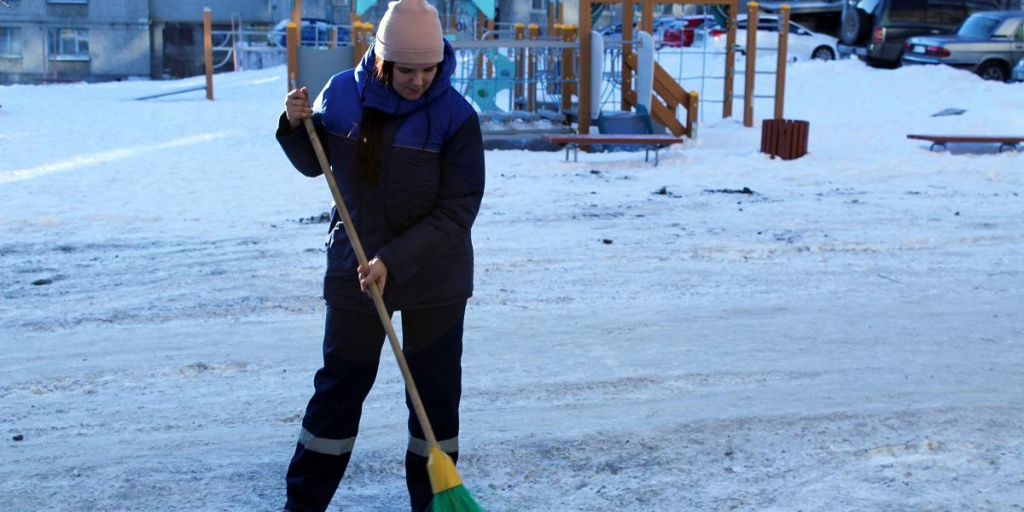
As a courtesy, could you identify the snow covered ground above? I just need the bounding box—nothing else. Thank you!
[2,58,1023,512]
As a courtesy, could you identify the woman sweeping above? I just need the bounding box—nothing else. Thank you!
[275,1,485,510]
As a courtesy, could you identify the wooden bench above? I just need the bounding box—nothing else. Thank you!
[907,134,1024,153]
[540,134,684,166]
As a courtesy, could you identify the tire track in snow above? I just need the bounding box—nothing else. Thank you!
[0,133,228,185]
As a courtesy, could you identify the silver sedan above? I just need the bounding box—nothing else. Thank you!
[902,10,1024,81]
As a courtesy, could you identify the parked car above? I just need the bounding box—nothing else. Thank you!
[601,22,628,39]
[902,11,1024,81]
[269,18,350,48]
[760,0,846,16]
[651,15,680,40]
[659,15,714,49]
[603,16,676,44]
[837,0,1013,68]
[694,15,840,60]
[1014,55,1024,80]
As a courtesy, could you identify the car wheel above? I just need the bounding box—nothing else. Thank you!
[840,8,870,46]
[812,46,835,61]
[976,61,1008,82]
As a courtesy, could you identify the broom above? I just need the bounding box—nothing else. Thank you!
[301,117,485,512]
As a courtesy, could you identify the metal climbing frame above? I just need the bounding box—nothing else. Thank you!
[579,0,740,137]
[450,24,580,120]
[649,1,792,126]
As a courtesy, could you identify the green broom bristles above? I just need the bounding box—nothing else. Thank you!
[428,484,485,512]
[426,445,485,511]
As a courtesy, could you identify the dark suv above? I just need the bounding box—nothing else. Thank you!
[837,0,1014,67]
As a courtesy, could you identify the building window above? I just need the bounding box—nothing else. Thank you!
[0,27,23,58]
[47,28,90,61]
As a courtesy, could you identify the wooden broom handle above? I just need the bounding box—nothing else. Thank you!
[302,117,439,449]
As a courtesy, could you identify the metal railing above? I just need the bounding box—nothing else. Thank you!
[210,22,355,72]
[450,37,579,115]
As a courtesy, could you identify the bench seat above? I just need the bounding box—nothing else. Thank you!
[907,134,1024,152]
[540,134,684,166]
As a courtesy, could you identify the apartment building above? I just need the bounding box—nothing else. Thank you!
[0,0,341,84]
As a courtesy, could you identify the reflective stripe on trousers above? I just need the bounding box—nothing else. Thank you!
[407,434,459,458]
[298,427,356,456]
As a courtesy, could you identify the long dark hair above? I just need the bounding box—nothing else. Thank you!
[354,58,394,188]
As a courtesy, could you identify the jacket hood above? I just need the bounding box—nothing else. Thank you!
[354,37,457,117]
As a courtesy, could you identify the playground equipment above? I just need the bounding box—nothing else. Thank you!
[449,18,580,146]
[463,49,514,113]
[580,0,732,137]
[287,20,355,93]
[589,29,658,138]
[278,0,790,149]
[138,8,215,101]
[583,0,793,133]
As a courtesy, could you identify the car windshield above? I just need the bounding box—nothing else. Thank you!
[957,15,1001,37]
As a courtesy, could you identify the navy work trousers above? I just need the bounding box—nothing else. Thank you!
[284,300,466,512]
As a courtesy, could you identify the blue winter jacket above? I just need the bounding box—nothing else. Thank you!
[276,40,485,312]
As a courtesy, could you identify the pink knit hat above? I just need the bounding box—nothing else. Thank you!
[374,0,444,65]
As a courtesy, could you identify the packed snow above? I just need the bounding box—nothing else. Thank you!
[1,56,1023,512]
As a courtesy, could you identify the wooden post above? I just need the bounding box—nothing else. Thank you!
[289,0,302,91]
[476,12,486,78]
[287,21,299,91]
[743,2,758,128]
[450,0,458,33]
[515,23,525,108]
[562,22,575,116]
[723,4,737,118]
[775,4,790,120]
[572,20,587,137]
[548,1,556,36]
[328,26,338,49]
[349,14,361,60]
[487,19,495,78]
[641,0,654,34]
[569,25,578,97]
[688,90,699,138]
[528,23,539,112]
[203,8,214,100]
[622,0,634,111]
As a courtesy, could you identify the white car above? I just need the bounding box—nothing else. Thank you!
[693,15,839,61]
